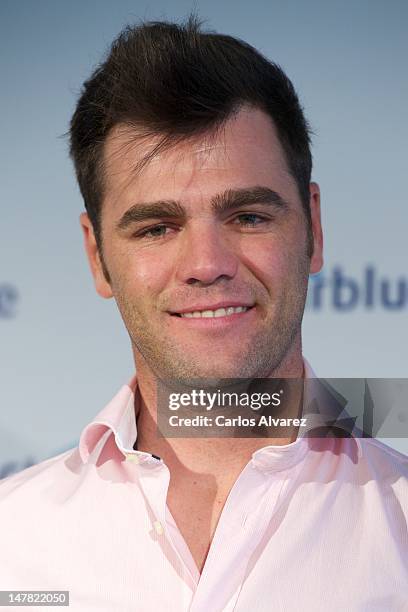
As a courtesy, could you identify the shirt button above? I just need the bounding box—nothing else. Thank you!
[126,453,140,463]
[153,521,164,535]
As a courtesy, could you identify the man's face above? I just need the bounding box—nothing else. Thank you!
[81,107,323,381]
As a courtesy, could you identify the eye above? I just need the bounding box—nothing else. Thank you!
[136,224,174,239]
[233,213,268,227]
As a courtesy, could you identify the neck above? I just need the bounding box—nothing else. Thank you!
[133,347,305,575]
[133,348,305,484]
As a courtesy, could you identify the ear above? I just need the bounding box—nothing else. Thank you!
[79,212,113,299]
[309,182,324,274]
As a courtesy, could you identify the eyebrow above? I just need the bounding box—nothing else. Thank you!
[212,186,289,214]
[116,186,289,232]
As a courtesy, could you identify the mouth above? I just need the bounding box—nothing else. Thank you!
[169,303,255,319]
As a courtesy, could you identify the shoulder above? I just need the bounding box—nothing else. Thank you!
[356,437,408,502]
[0,447,78,505]
[358,437,408,474]
[307,435,407,498]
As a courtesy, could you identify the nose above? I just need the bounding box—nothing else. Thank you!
[175,220,238,286]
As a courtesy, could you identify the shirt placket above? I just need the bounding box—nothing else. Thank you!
[132,455,200,596]
[188,460,289,612]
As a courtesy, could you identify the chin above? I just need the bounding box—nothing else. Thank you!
[164,362,256,386]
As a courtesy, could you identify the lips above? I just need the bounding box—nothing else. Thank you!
[178,306,250,318]
[169,302,255,318]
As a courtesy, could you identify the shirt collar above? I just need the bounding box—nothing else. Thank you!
[78,359,362,466]
[79,374,137,463]
[302,358,363,460]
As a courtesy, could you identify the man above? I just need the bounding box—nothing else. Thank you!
[0,17,407,611]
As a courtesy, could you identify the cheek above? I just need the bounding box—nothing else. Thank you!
[109,243,172,299]
[239,228,309,296]
[238,235,293,285]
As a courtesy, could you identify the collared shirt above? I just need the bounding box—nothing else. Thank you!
[0,362,407,611]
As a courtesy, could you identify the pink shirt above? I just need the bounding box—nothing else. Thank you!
[1,365,407,611]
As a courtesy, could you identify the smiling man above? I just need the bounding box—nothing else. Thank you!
[0,17,407,612]
[83,109,321,383]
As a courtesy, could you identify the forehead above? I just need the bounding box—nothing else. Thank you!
[101,107,297,214]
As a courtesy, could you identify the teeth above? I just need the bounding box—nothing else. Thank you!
[202,310,215,318]
[180,306,249,318]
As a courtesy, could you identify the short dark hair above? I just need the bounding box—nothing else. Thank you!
[69,16,313,256]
